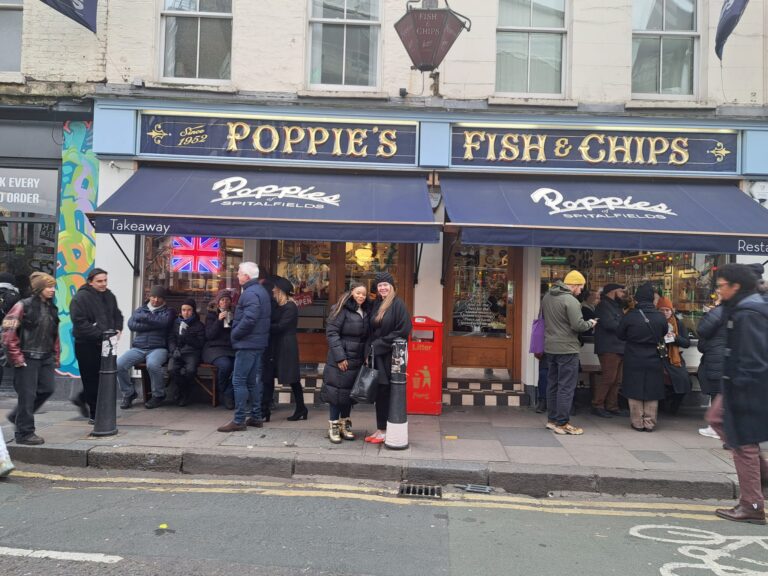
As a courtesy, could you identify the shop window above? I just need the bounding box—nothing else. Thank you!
[496,0,566,95]
[632,0,697,96]
[0,0,22,72]
[540,248,729,337]
[451,245,509,336]
[275,240,331,332]
[344,241,399,295]
[143,236,242,308]
[161,0,232,81]
[309,0,380,88]
[0,221,56,295]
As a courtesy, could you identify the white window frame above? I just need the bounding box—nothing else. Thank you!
[494,0,568,99]
[158,0,233,85]
[0,1,23,75]
[306,0,382,92]
[631,0,699,100]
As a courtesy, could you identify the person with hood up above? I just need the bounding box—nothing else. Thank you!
[203,290,236,410]
[541,270,596,435]
[617,282,667,432]
[169,298,206,406]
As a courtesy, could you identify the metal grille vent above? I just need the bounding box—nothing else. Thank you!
[398,483,442,499]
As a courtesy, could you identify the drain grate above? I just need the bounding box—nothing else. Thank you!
[398,483,442,499]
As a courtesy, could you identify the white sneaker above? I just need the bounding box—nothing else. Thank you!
[698,425,720,439]
[0,458,15,477]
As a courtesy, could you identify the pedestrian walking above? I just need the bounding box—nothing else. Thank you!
[203,290,236,410]
[321,282,370,443]
[696,298,725,439]
[69,268,124,423]
[2,272,59,445]
[168,299,205,406]
[617,282,667,432]
[592,283,626,418]
[706,264,768,525]
[0,272,21,386]
[541,270,595,435]
[217,262,271,432]
[270,276,305,422]
[365,272,412,444]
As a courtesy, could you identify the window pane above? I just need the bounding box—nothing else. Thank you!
[0,221,57,293]
[277,241,332,333]
[0,10,22,72]
[199,18,231,79]
[451,245,508,336]
[632,36,660,93]
[665,0,695,31]
[661,36,693,94]
[344,25,377,86]
[529,33,561,93]
[165,0,198,11]
[345,242,399,297]
[496,32,528,92]
[312,0,344,18]
[164,16,198,78]
[632,0,662,30]
[199,0,231,12]
[347,0,379,20]
[532,0,564,27]
[3,0,23,5]
[498,0,530,27]
[310,23,344,84]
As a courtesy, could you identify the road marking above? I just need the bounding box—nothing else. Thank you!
[0,546,122,564]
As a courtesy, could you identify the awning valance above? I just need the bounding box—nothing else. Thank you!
[89,167,440,243]
[442,176,768,255]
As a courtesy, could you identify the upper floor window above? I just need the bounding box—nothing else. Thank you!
[309,0,380,88]
[496,0,566,95]
[0,0,23,73]
[161,0,232,81]
[632,0,697,96]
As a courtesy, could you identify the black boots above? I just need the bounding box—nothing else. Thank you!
[286,382,308,421]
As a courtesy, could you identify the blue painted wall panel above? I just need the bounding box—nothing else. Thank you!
[419,121,450,167]
[742,130,768,176]
[93,107,137,156]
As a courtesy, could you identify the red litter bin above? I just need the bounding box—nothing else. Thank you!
[408,316,443,415]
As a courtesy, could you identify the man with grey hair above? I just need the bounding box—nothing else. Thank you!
[217,262,271,432]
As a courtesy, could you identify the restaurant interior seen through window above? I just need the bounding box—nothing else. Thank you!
[540,248,732,338]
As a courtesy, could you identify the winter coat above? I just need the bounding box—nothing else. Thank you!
[720,293,768,447]
[593,296,626,355]
[0,283,20,320]
[1,296,60,366]
[321,297,370,405]
[370,296,412,386]
[169,313,206,358]
[69,284,124,344]
[541,281,592,355]
[127,303,175,350]
[231,278,271,350]
[270,301,299,384]
[617,302,667,401]
[696,305,726,396]
[202,308,235,364]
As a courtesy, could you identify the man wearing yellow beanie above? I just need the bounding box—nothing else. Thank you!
[540,269,595,435]
[1,271,60,445]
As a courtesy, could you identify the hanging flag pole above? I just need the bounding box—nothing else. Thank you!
[715,0,750,60]
[39,0,98,33]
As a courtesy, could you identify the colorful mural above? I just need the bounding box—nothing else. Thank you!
[55,121,98,377]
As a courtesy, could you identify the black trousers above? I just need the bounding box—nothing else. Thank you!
[375,383,390,430]
[13,356,56,440]
[75,341,102,418]
[168,352,200,395]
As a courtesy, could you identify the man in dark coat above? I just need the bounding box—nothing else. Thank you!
[69,268,124,422]
[706,263,768,525]
[168,298,206,407]
[695,302,726,439]
[592,283,626,418]
[0,271,21,385]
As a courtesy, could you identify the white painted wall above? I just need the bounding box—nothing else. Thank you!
[413,205,444,322]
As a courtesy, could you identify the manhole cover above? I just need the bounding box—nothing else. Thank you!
[398,483,442,499]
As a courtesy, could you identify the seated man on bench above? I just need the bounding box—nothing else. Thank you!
[169,298,206,407]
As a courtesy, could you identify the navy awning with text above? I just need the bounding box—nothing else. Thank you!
[89,167,439,243]
[442,176,768,255]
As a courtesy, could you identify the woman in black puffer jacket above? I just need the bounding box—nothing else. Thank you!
[321,282,370,443]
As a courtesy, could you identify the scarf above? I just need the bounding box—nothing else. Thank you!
[665,314,683,367]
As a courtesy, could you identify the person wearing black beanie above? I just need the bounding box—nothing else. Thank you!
[169,299,205,407]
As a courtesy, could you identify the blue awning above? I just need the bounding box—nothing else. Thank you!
[442,176,768,255]
[89,167,439,243]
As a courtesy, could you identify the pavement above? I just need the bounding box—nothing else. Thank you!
[0,396,753,500]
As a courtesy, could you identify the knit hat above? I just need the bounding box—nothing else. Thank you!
[149,285,167,298]
[0,272,15,285]
[374,271,395,287]
[181,298,197,311]
[635,282,655,303]
[272,276,294,296]
[602,283,625,295]
[30,271,55,294]
[656,296,674,309]
[563,270,586,286]
[747,263,765,279]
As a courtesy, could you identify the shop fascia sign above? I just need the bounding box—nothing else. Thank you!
[451,124,738,174]
[210,176,340,210]
[140,113,417,166]
[0,168,59,217]
[531,187,676,221]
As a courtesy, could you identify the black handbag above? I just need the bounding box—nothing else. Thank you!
[350,347,379,404]
[662,359,692,394]
[638,309,669,359]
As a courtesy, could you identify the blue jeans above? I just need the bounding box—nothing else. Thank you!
[329,404,352,421]
[211,356,234,404]
[232,349,264,424]
[117,348,168,399]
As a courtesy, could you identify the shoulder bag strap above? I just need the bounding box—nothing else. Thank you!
[638,308,667,360]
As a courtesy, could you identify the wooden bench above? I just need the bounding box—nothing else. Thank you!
[580,363,700,390]
[136,362,219,407]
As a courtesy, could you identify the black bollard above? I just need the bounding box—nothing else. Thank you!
[92,329,118,437]
[385,337,409,450]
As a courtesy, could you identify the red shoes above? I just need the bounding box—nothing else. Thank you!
[364,431,385,444]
